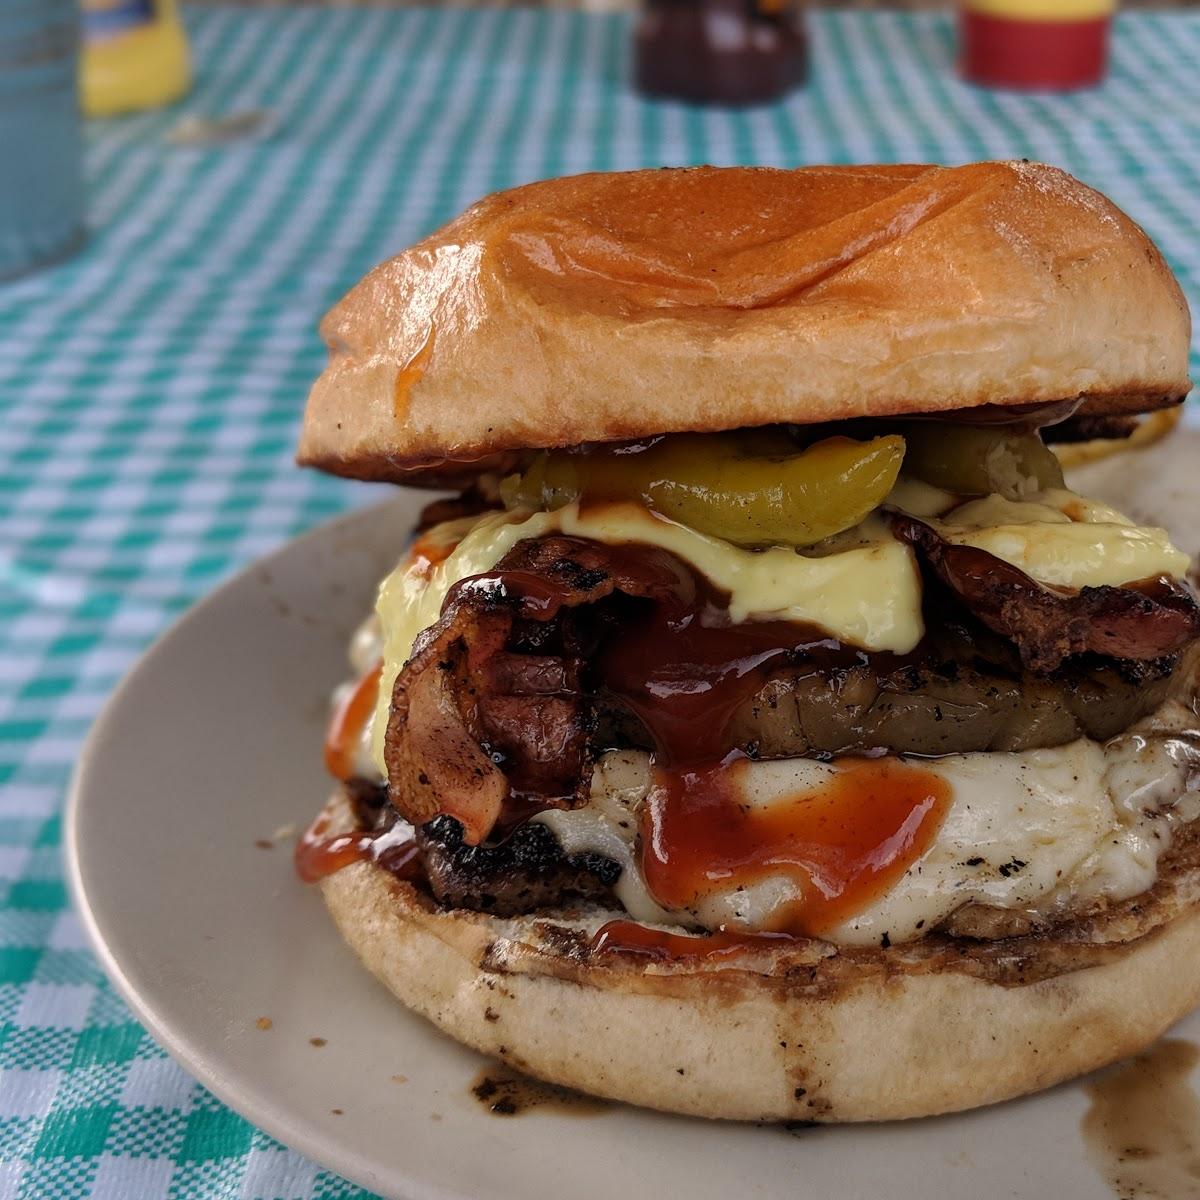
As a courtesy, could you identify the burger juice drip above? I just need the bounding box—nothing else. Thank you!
[590,920,801,962]
[294,812,421,885]
[492,551,955,939]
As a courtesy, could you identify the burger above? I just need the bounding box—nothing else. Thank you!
[293,162,1200,1122]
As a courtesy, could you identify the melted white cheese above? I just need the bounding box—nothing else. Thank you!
[538,733,1200,947]
[935,488,1189,588]
[536,752,677,927]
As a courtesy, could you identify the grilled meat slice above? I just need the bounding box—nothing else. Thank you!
[1042,414,1140,445]
[384,536,688,843]
[417,814,620,914]
[893,513,1200,673]
[725,652,1183,760]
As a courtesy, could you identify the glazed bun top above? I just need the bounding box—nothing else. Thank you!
[297,162,1191,485]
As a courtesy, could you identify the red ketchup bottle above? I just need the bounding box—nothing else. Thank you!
[960,0,1115,91]
[634,0,808,106]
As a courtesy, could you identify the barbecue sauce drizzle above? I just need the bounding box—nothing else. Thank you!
[323,661,382,784]
[302,535,953,950]
[634,755,950,940]
[487,542,952,945]
[293,810,421,885]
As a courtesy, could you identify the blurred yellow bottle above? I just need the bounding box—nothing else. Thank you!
[81,0,191,117]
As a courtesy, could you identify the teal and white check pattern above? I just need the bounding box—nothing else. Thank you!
[1,7,1198,1197]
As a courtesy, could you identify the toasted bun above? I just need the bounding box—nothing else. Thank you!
[298,162,1191,485]
[316,791,1200,1122]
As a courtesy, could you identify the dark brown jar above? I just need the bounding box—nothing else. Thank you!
[634,0,808,106]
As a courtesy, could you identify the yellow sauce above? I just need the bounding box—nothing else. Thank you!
[937,489,1189,589]
[965,0,1114,20]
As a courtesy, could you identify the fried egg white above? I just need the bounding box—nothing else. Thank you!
[538,728,1200,947]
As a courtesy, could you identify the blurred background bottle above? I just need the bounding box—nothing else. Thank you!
[960,0,1116,90]
[634,0,808,106]
[81,0,191,117]
[0,0,84,278]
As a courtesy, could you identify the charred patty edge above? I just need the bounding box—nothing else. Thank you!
[318,786,1200,997]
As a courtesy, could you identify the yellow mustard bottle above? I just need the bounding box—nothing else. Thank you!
[81,0,191,117]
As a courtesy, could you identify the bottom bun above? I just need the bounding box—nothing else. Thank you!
[315,792,1200,1122]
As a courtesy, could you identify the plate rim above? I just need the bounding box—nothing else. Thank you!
[62,494,460,1200]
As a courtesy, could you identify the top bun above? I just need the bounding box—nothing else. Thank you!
[298,162,1191,485]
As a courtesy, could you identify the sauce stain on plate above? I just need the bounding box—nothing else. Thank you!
[1082,1038,1200,1198]
[470,1064,609,1118]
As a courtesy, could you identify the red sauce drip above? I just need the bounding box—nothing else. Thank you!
[408,530,456,573]
[393,323,435,418]
[590,919,799,962]
[293,813,422,884]
[449,534,884,773]
[596,576,863,766]
[323,661,382,782]
[639,756,951,937]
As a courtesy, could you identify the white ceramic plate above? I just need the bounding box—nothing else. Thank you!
[67,468,1200,1200]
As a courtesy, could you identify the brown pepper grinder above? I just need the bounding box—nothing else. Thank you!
[634,0,809,106]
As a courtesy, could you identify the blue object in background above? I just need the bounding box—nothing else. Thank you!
[0,0,84,279]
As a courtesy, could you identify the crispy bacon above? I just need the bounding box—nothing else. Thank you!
[383,536,689,844]
[384,605,511,844]
[892,514,1200,674]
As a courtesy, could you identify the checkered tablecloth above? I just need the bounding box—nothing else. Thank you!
[2,6,1199,1198]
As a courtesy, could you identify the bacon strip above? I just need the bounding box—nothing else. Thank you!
[382,610,501,844]
[892,514,1200,673]
[383,536,690,844]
